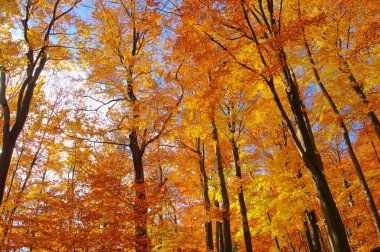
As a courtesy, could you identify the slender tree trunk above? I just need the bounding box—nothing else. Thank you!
[196,138,214,251]
[205,220,214,251]
[322,224,335,252]
[215,200,224,252]
[4,145,25,205]
[304,220,315,252]
[368,111,380,142]
[305,210,322,252]
[231,139,253,252]
[0,141,15,206]
[130,131,148,252]
[313,168,350,251]
[211,116,232,252]
[157,165,164,250]
[303,37,380,241]
[0,70,14,206]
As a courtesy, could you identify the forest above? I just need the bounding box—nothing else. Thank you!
[0,0,379,251]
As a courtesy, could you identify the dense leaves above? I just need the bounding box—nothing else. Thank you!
[1,0,379,251]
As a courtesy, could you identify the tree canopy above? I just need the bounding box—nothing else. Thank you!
[1,0,380,251]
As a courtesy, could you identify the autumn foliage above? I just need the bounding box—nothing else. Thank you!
[1,0,380,251]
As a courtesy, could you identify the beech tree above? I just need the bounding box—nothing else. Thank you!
[1,0,380,251]
[79,0,182,250]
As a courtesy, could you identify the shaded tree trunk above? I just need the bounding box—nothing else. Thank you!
[0,139,16,207]
[211,116,232,252]
[129,132,148,251]
[215,200,224,252]
[298,230,308,252]
[231,138,253,252]
[196,138,214,251]
[323,224,335,252]
[304,220,315,252]
[305,210,322,252]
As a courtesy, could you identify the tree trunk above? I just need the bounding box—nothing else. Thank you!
[231,139,253,252]
[205,218,214,251]
[305,210,322,252]
[313,167,350,251]
[215,200,224,252]
[304,220,315,252]
[0,141,15,206]
[322,224,336,252]
[0,70,14,206]
[197,138,214,251]
[211,116,232,252]
[130,131,148,252]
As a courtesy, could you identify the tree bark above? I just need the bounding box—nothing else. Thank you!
[305,210,322,252]
[196,138,214,251]
[215,200,224,252]
[211,116,232,252]
[0,141,15,207]
[318,226,328,252]
[231,138,253,252]
[304,220,315,252]
[129,132,148,251]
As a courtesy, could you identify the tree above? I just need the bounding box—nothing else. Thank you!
[0,0,81,206]
[183,0,350,249]
[80,0,182,249]
[2,0,380,250]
